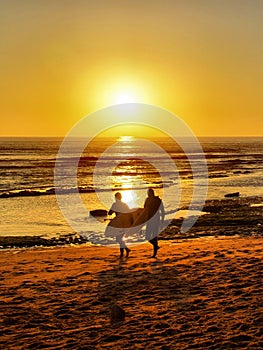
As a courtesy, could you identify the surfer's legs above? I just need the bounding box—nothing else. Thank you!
[125,247,131,257]
[116,234,130,257]
[119,247,124,257]
[146,222,160,257]
[116,235,124,257]
[149,237,160,257]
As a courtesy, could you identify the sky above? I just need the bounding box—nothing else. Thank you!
[0,0,263,137]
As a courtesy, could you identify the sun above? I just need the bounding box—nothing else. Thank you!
[77,70,156,112]
[105,80,148,106]
[112,91,137,105]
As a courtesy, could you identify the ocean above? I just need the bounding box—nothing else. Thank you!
[1,137,263,244]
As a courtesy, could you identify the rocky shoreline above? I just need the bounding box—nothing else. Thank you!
[162,196,263,240]
[1,196,262,249]
[0,233,88,250]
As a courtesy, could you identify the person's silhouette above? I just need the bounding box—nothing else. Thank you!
[144,188,165,257]
[108,192,131,258]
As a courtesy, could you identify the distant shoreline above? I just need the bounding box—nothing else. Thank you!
[0,135,262,139]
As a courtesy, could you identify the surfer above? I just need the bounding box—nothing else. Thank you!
[144,188,165,257]
[108,192,131,258]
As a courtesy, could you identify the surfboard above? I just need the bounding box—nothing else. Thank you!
[125,207,149,236]
[105,208,145,237]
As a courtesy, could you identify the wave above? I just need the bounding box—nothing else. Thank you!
[0,186,92,198]
[0,182,171,199]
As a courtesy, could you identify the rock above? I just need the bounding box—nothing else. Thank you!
[110,304,125,324]
[90,209,108,217]
[224,192,240,198]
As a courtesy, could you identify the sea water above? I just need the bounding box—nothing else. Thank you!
[0,137,263,242]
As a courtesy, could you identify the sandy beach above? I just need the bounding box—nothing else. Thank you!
[1,234,262,349]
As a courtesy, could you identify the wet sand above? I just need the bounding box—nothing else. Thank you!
[1,236,262,349]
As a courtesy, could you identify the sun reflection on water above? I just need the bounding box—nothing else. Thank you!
[120,188,138,208]
[118,135,134,142]
[110,135,163,209]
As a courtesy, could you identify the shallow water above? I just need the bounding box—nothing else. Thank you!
[0,137,263,242]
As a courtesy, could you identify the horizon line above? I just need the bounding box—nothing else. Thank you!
[0,134,262,138]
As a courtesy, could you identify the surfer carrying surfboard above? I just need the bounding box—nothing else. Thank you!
[108,192,131,258]
[143,188,165,258]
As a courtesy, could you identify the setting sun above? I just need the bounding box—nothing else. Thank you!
[81,72,153,112]
[113,92,136,104]
[104,80,150,107]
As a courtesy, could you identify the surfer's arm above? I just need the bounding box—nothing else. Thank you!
[108,204,115,216]
[160,201,165,222]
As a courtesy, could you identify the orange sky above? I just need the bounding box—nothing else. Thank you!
[0,0,263,137]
